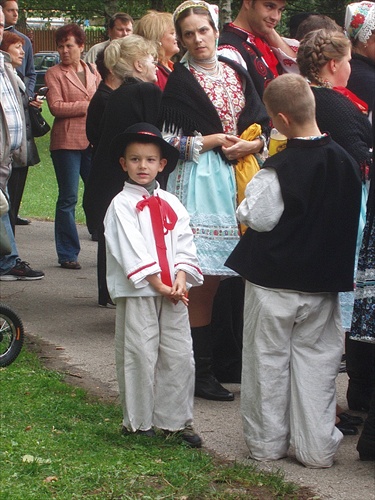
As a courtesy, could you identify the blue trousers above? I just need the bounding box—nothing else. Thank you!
[0,212,18,274]
[51,148,91,264]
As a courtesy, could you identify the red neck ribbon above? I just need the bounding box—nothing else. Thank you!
[136,195,178,287]
[230,24,280,78]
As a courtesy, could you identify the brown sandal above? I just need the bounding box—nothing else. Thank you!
[60,261,81,270]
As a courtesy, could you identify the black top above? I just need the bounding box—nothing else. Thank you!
[311,86,372,178]
[347,53,375,114]
[83,78,162,233]
[218,23,279,98]
[86,80,113,154]
[159,56,270,164]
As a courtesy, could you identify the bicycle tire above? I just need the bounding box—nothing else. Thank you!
[0,303,24,367]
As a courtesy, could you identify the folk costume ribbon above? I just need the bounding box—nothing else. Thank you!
[136,195,178,287]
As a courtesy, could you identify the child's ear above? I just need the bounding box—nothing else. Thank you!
[158,158,168,172]
[119,156,127,172]
[278,112,290,127]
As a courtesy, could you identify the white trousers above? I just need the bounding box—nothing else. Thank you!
[241,282,344,468]
[115,296,195,432]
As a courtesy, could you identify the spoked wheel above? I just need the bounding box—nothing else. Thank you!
[0,303,24,367]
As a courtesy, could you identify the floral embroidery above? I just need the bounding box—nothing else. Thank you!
[191,63,245,135]
[351,13,365,29]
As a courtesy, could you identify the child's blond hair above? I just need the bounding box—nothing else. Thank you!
[263,74,316,125]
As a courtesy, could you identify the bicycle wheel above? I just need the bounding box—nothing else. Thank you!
[0,303,24,367]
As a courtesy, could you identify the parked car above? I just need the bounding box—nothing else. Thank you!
[33,51,60,93]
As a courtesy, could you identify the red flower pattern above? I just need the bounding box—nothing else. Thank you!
[191,63,245,135]
[351,13,365,29]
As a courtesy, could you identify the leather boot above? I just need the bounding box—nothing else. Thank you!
[345,332,375,411]
[191,325,234,401]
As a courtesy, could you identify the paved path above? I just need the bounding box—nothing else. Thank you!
[1,220,374,500]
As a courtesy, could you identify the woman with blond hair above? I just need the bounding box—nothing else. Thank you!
[134,10,179,90]
[83,34,162,307]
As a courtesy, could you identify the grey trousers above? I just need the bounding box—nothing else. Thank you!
[115,296,195,432]
[241,282,344,468]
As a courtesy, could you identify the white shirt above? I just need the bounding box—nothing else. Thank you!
[104,182,203,299]
[236,168,284,232]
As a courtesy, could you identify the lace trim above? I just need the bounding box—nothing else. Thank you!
[359,4,375,43]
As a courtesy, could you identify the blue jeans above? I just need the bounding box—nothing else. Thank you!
[0,212,18,274]
[51,148,92,264]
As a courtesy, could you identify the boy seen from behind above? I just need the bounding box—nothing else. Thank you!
[226,74,362,468]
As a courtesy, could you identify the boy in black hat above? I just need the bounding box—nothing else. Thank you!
[104,123,203,446]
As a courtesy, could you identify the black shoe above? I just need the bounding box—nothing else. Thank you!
[337,412,364,426]
[163,425,202,448]
[98,298,116,308]
[195,374,234,401]
[16,216,31,225]
[0,259,44,281]
[180,425,202,448]
[122,426,155,437]
[336,421,358,435]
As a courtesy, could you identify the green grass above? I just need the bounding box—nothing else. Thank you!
[11,108,313,500]
[0,348,308,499]
[19,107,86,224]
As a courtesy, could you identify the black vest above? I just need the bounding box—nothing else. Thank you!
[225,136,362,292]
[218,23,278,98]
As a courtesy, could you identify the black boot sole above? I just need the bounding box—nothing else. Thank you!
[194,389,234,401]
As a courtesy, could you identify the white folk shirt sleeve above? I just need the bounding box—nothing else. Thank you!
[104,184,203,300]
[236,168,284,232]
[271,37,300,75]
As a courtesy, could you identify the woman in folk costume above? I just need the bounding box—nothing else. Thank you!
[297,28,373,415]
[345,1,375,123]
[159,0,269,402]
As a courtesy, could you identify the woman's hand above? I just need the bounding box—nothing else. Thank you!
[29,99,43,110]
[222,135,263,161]
[201,133,235,153]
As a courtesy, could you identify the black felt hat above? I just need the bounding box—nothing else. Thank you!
[111,122,179,176]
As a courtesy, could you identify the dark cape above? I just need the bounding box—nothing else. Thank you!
[158,56,270,163]
[83,78,163,233]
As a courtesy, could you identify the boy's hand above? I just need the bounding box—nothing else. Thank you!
[146,272,189,306]
[170,271,189,306]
